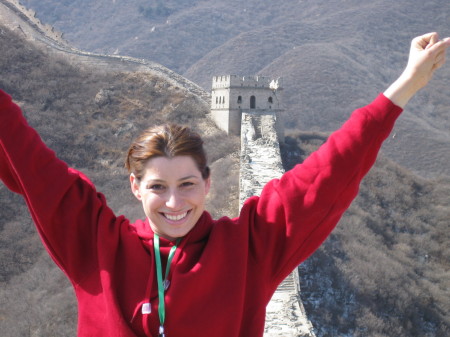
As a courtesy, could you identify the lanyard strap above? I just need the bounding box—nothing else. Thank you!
[154,234,180,335]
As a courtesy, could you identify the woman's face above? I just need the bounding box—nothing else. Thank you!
[130,155,210,241]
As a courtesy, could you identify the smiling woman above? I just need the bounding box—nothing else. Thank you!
[0,33,449,337]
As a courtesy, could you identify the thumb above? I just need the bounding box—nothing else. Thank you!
[426,36,450,56]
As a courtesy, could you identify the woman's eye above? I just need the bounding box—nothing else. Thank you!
[148,184,165,191]
[180,181,194,188]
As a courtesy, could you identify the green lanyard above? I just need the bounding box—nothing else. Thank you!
[154,234,181,337]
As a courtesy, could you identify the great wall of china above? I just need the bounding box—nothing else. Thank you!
[0,1,316,335]
[240,113,315,336]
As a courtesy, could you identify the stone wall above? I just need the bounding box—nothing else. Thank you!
[239,112,284,207]
[239,112,315,336]
[2,0,65,41]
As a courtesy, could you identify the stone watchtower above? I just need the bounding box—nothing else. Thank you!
[210,75,284,141]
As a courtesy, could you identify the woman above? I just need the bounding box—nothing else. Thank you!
[0,33,449,337]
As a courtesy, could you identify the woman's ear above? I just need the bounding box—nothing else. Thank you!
[130,173,142,200]
[204,177,211,195]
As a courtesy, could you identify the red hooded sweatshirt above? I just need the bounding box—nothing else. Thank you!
[0,90,402,336]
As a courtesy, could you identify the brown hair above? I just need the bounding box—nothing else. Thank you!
[125,124,210,181]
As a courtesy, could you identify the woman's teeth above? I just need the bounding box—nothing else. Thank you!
[164,212,188,221]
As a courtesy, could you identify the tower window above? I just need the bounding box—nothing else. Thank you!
[237,96,242,104]
[268,97,273,103]
[250,96,256,109]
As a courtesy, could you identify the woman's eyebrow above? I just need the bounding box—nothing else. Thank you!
[178,175,200,181]
[144,178,165,184]
[145,175,200,183]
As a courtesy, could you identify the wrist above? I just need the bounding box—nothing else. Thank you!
[383,70,422,108]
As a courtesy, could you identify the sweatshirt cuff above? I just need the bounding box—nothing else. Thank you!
[378,92,403,115]
[369,93,403,129]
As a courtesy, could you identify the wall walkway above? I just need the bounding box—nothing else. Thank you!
[240,112,316,336]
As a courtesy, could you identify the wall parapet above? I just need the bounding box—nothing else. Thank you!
[212,74,283,90]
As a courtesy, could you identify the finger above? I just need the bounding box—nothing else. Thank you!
[425,32,439,49]
[414,32,438,50]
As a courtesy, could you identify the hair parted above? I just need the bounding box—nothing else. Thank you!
[125,124,210,181]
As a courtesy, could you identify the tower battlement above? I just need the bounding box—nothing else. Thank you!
[212,75,282,90]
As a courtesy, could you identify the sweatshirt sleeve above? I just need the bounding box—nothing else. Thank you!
[241,94,403,286]
[0,90,118,284]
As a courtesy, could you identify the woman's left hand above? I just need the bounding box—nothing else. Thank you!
[384,32,450,108]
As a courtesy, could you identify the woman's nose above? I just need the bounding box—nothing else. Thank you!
[165,190,183,209]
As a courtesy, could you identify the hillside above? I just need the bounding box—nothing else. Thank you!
[20,0,450,178]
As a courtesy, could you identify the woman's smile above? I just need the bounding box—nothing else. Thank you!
[162,211,190,222]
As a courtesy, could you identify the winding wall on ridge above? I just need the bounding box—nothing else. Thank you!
[0,0,209,102]
[240,112,316,337]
